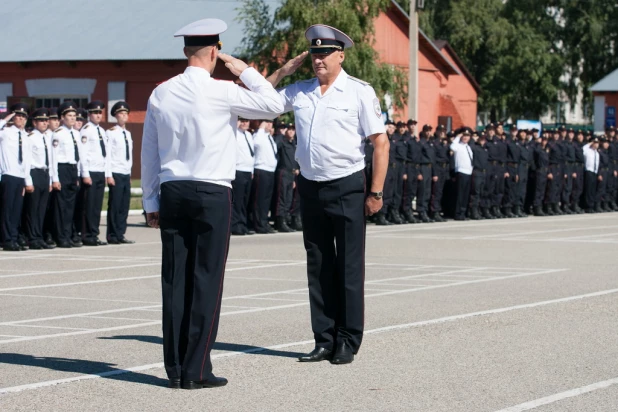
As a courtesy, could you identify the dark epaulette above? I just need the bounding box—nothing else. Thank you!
[82,124,90,130]
[54,127,62,133]
[348,76,370,86]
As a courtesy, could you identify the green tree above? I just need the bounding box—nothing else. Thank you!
[236,0,408,109]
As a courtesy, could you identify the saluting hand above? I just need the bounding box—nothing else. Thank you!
[279,51,308,77]
[218,53,249,77]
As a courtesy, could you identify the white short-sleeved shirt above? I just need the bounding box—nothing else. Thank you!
[278,69,385,181]
[235,129,255,173]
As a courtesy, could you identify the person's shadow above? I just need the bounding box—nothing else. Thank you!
[99,335,305,358]
[0,353,169,388]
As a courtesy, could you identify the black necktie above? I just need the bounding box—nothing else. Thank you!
[18,131,23,163]
[42,134,49,168]
[97,126,107,157]
[70,130,79,162]
[269,135,277,159]
[594,152,597,172]
[244,132,254,157]
[466,145,472,162]
[123,130,130,161]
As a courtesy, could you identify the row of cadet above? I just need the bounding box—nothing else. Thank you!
[0,101,135,251]
[365,120,618,224]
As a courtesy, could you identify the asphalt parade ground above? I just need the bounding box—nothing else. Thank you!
[0,213,617,411]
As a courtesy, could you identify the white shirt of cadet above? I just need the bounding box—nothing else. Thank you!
[278,69,386,181]
[235,129,255,173]
[26,129,55,186]
[141,66,284,213]
[107,125,133,175]
[449,135,473,175]
[0,122,31,180]
[51,125,87,182]
[80,121,111,177]
[253,128,278,172]
[582,143,599,173]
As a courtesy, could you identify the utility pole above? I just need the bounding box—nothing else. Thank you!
[408,1,419,121]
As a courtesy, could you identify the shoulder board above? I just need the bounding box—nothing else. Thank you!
[109,126,118,131]
[348,76,370,86]
[83,124,90,129]
[54,128,62,133]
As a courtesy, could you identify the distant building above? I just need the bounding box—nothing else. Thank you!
[590,67,618,133]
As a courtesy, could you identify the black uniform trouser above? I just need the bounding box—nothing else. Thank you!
[596,169,609,205]
[290,175,301,217]
[418,164,432,212]
[159,180,232,382]
[503,165,518,208]
[484,164,498,208]
[392,161,405,212]
[1,174,24,244]
[250,168,274,232]
[525,168,536,212]
[298,171,365,353]
[534,168,548,207]
[53,164,79,243]
[380,163,397,214]
[401,164,420,213]
[78,172,106,241]
[275,169,295,218]
[23,169,50,244]
[571,165,584,206]
[561,164,574,205]
[607,165,616,203]
[584,171,598,209]
[470,169,486,209]
[455,172,471,219]
[547,164,563,204]
[231,171,252,233]
[492,164,506,207]
[431,164,449,213]
[107,173,131,241]
[516,165,529,208]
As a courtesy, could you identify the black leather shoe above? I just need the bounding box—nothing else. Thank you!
[57,241,72,248]
[71,240,83,248]
[298,347,332,362]
[331,342,354,365]
[41,241,56,249]
[169,378,181,389]
[96,239,108,246]
[29,241,44,250]
[181,376,228,390]
[119,238,135,244]
[245,229,255,235]
[3,242,21,252]
[107,238,121,244]
[232,230,246,236]
[83,238,99,246]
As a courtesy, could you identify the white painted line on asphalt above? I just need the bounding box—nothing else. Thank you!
[225,276,306,282]
[10,325,92,331]
[552,232,618,241]
[2,286,617,395]
[240,297,307,302]
[0,263,161,279]
[0,293,160,305]
[0,334,27,338]
[0,305,161,326]
[462,225,618,240]
[492,376,618,412]
[0,275,160,292]
[83,316,156,322]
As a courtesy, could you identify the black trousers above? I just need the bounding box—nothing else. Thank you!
[298,171,366,353]
[484,164,498,208]
[392,161,405,212]
[231,171,252,233]
[53,164,79,243]
[380,164,397,214]
[534,169,548,207]
[401,164,421,213]
[23,169,50,243]
[78,172,106,241]
[571,165,584,206]
[107,173,131,241]
[561,164,574,205]
[418,164,432,212]
[470,169,486,209]
[547,164,563,204]
[596,169,609,204]
[516,165,529,208]
[1,174,24,244]
[250,169,274,232]
[431,164,449,213]
[275,169,295,218]
[503,165,518,208]
[492,164,506,207]
[159,180,232,382]
[455,172,471,219]
[584,171,597,209]
[290,175,301,217]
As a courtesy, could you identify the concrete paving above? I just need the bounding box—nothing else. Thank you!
[0,213,617,411]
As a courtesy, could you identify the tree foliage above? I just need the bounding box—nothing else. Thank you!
[236,0,408,109]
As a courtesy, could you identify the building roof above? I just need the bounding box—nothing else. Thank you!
[0,0,278,62]
[434,41,482,93]
[590,67,618,92]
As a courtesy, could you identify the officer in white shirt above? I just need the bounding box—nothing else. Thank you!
[77,101,110,246]
[141,18,284,390]
[232,117,255,235]
[250,120,278,233]
[268,24,389,364]
[450,128,474,220]
[51,101,87,248]
[583,137,600,212]
[106,101,134,244]
[22,108,55,249]
[0,104,32,251]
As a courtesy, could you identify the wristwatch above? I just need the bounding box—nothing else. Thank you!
[369,191,383,200]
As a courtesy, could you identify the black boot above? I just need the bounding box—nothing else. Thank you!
[603,201,612,212]
[533,205,545,216]
[502,207,515,218]
[491,206,502,219]
[391,210,405,224]
[375,212,392,226]
[432,212,446,222]
[552,203,563,215]
[470,207,482,220]
[403,210,420,224]
[482,207,495,219]
[387,210,402,225]
[419,211,434,223]
[275,217,293,233]
[594,203,603,213]
[561,203,572,214]
[290,216,303,231]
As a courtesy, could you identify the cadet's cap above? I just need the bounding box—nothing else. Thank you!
[273,120,286,128]
[396,121,405,128]
[238,116,249,121]
[306,24,354,54]
[407,119,418,125]
[558,125,566,131]
[486,123,495,130]
[287,123,295,129]
[437,124,445,130]
[606,126,616,132]
[422,124,433,132]
[576,129,584,134]
[58,101,77,116]
[496,121,503,126]
[86,100,105,112]
[511,125,518,131]
[31,108,50,120]
[10,102,29,117]
[567,127,574,132]
[76,108,87,121]
[174,18,227,49]
[111,101,130,116]
[49,107,59,119]
[532,128,539,132]
[461,129,471,136]
[385,120,395,126]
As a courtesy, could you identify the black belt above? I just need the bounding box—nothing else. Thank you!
[437,162,448,168]
[58,163,77,167]
[277,168,297,173]
[506,162,518,167]
[474,168,486,173]
[490,161,499,165]
[420,163,432,168]
[389,162,398,168]
[600,167,609,171]
[566,162,576,166]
